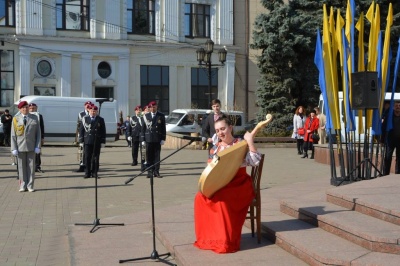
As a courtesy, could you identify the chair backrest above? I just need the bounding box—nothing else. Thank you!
[251,154,265,196]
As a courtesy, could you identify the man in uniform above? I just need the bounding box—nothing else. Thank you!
[128,105,144,166]
[79,105,106,179]
[1,109,12,146]
[202,99,224,150]
[28,103,45,172]
[142,101,166,178]
[11,101,41,192]
[76,101,93,172]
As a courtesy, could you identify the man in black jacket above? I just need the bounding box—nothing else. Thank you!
[382,101,400,175]
[79,105,106,179]
[202,99,223,150]
[128,105,144,166]
[142,101,166,178]
[1,109,12,146]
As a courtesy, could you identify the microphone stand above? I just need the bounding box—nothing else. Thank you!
[75,100,124,233]
[119,137,197,265]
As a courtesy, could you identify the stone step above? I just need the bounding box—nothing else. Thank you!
[262,211,400,265]
[280,199,400,254]
[326,175,400,226]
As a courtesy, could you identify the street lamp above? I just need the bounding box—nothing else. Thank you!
[196,39,227,105]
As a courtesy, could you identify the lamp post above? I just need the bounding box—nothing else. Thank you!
[196,39,227,105]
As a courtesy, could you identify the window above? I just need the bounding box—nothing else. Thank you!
[34,87,56,96]
[185,3,210,38]
[140,66,169,114]
[97,61,112,79]
[0,0,15,27]
[191,68,218,109]
[56,0,89,30]
[95,87,114,99]
[0,50,14,107]
[127,0,155,34]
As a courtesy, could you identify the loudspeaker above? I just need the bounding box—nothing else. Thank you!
[351,71,379,109]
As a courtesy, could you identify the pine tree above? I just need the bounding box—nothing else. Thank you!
[252,0,400,135]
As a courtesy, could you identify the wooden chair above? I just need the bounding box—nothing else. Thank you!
[246,154,265,243]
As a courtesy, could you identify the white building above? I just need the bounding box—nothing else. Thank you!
[0,0,236,116]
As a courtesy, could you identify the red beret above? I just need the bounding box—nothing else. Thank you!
[91,105,98,111]
[135,105,141,111]
[148,101,157,107]
[143,105,148,109]
[18,101,28,109]
[84,101,93,106]
[28,103,37,107]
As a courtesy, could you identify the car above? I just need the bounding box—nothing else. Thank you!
[244,119,257,131]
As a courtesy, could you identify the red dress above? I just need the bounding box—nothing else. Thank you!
[193,140,256,253]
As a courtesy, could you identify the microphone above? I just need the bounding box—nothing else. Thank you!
[96,98,114,103]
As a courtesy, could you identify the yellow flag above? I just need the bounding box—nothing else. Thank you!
[382,3,393,101]
[355,12,365,133]
[345,0,351,42]
[322,4,340,130]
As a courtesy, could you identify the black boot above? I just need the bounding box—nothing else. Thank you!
[301,152,308,158]
[310,148,315,159]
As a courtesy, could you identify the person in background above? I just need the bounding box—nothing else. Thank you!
[291,106,306,155]
[382,101,400,175]
[128,106,144,166]
[314,107,326,144]
[28,103,45,172]
[79,105,106,179]
[142,101,166,178]
[121,115,131,147]
[194,115,262,253]
[1,109,12,146]
[11,101,41,192]
[302,109,319,159]
[76,101,93,172]
[202,99,224,150]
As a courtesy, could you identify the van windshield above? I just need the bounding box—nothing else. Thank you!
[166,112,184,124]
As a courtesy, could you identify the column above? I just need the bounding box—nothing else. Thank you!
[223,52,235,109]
[19,49,31,96]
[161,0,179,42]
[118,55,129,115]
[81,54,93,97]
[60,54,72,97]
[217,0,233,45]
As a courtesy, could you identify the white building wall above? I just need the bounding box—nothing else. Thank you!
[5,0,237,117]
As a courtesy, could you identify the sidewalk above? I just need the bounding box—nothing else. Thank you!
[0,140,331,265]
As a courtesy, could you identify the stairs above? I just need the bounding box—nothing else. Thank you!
[264,175,400,265]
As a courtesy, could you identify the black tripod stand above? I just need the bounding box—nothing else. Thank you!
[75,99,124,233]
[341,108,382,185]
[119,136,198,265]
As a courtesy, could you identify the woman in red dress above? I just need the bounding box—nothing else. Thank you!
[194,116,262,253]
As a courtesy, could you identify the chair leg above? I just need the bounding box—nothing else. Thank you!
[256,206,261,244]
[250,206,255,237]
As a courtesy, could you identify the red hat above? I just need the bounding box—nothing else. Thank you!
[28,103,37,107]
[148,101,157,107]
[84,101,93,106]
[91,105,98,111]
[143,105,148,109]
[134,105,141,111]
[17,101,28,109]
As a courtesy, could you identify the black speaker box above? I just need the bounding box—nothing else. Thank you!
[351,71,379,109]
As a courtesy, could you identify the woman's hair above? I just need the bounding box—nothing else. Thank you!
[295,106,305,115]
[215,114,232,126]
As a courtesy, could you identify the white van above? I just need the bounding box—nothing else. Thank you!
[319,91,400,141]
[9,96,118,143]
[166,109,245,135]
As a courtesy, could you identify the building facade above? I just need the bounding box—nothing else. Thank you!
[0,0,236,116]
